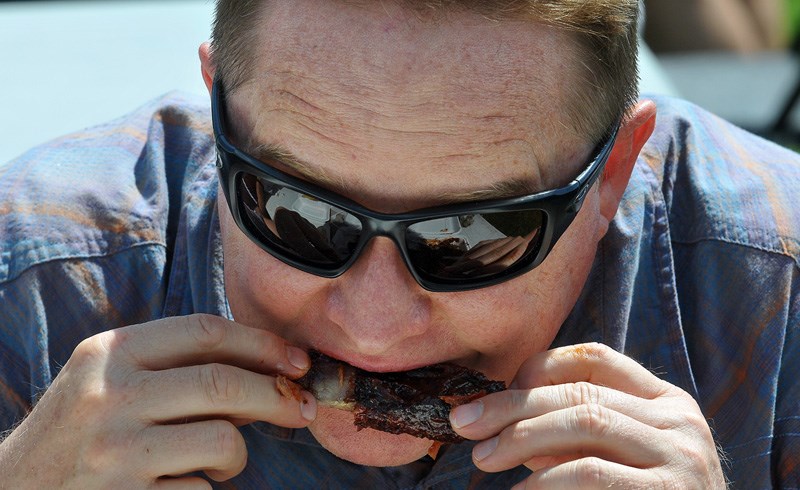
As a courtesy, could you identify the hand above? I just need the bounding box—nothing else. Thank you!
[443,230,538,276]
[0,314,316,488]
[450,343,727,489]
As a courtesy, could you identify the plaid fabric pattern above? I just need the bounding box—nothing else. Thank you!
[0,92,797,489]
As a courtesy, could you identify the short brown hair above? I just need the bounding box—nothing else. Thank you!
[210,0,639,142]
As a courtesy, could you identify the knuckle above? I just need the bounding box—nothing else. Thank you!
[199,363,244,407]
[573,457,606,487]
[687,449,708,473]
[506,388,532,413]
[677,443,712,474]
[565,381,601,407]
[573,403,610,438]
[681,409,710,431]
[73,334,110,367]
[211,420,245,464]
[188,314,227,351]
[510,420,535,448]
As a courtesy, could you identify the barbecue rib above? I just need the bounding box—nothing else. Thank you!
[285,351,505,443]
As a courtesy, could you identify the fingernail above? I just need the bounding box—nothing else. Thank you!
[450,401,484,429]
[300,391,317,421]
[286,346,310,371]
[473,436,498,461]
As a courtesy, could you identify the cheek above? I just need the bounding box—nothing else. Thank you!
[218,197,328,336]
[439,279,563,382]
[445,200,603,382]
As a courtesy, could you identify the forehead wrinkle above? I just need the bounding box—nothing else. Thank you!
[240,67,578,198]
[237,2,591,208]
[246,72,463,143]
[425,136,545,187]
[245,17,573,155]
[249,15,563,131]
[244,78,563,199]
[285,85,537,160]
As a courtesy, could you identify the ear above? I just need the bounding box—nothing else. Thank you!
[199,42,215,95]
[598,100,657,222]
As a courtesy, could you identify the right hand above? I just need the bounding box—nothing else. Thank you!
[0,314,316,488]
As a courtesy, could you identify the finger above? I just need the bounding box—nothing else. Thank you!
[154,477,212,490]
[477,237,526,266]
[513,343,671,399]
[512,457,659,490]
[451,382,666,440]
[102,314,310,378]
[460,227,537,262]
[142,420,247,482]
[445,237,525,275]
[466,236,517,260]
[135,364,317,427]
[514,454,580,474]
[470,404,667,473]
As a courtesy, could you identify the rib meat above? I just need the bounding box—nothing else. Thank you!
[292,351,505,443]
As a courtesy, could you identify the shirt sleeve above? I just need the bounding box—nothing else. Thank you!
[0,246,170,432]
[0,91,213,432]
[773,268,800,487]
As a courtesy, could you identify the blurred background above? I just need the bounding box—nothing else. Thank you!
[0,0,214,164]
[641,0,800,151]
[1,0,799,164]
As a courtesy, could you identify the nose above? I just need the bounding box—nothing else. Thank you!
[324,237,432,356]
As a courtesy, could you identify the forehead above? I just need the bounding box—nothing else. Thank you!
[250,1,576,108]
[227,0,589,209]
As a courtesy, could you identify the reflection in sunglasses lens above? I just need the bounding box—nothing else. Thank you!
[237,172,545,282]
[237,174,362,267]
[406,211,544,279]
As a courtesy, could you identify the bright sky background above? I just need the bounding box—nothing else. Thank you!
[0,1,214,164]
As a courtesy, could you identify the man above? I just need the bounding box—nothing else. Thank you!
[0,0,796,488]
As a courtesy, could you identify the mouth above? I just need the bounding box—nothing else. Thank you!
[281,350,505,443]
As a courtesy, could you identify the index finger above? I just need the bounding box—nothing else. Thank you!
[512,343,671,399]
[99,314,310,377]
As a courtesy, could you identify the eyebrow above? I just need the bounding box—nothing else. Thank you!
[245,142,540,204]
[247,142,349,192]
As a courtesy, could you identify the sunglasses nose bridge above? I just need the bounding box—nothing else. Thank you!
[360,216,409,250]
[357,216,416,272]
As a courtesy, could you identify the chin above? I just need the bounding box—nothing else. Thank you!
[309,406,435,466]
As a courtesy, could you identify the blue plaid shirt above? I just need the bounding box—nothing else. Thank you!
[1,92,798,489]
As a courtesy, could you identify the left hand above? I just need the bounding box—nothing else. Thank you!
[449,342,727,489]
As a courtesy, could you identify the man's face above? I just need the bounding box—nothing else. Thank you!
[217,0,608,466]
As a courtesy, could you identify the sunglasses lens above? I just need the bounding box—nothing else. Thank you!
[236,173,363,268]
[406,211,546,281]
[234,169,546,286]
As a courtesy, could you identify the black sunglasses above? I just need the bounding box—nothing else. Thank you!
[212,80,619,292]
